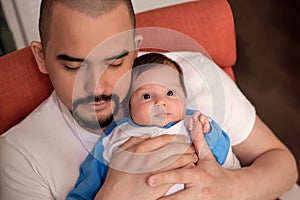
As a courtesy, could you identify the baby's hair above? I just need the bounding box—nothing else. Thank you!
[131,53,187,96]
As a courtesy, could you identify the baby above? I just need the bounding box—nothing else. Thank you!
[67,53,240,199]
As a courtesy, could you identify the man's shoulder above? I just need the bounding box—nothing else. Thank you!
[0,92,84,165]
[0,93,62,141]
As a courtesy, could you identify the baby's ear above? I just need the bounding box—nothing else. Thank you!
[30,41,48,74]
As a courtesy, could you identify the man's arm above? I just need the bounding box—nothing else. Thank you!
[146,116,298,200]
[232,116,298,199]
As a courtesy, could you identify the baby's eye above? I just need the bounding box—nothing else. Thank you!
[143,94,152,99]
[167,90,175,96]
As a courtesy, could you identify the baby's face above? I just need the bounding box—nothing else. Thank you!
[130,65,186,127]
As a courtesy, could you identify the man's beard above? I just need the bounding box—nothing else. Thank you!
[72,94,119,131]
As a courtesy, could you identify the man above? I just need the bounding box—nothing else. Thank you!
[0,0,297,199]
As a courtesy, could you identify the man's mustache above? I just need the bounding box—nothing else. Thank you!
[73,94,119,110]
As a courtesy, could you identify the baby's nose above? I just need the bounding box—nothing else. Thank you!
[155,98,167,107]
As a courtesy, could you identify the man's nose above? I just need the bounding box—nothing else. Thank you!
[83,67,107,94]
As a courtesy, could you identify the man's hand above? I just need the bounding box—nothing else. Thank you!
[110,135,196,173]
[149,157,237,200]
[147,116,298,200]
[96,134,198,200]
[147,155,238,200]
[147,115,239,200]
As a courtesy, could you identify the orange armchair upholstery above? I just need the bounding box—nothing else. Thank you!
[0,0,236,135]
[0,47,53,134]
[135,0,236,79]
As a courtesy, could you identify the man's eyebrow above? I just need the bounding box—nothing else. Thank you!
[105,50,129,61]
[56,54,85,62]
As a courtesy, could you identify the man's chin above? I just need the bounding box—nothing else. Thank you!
[73,110,114,131]
[72,98,119,131]
[98,114,114,129]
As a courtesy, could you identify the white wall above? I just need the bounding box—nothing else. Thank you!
[132,0,195,13]
[1,0,195,49]
[1,0,41,49]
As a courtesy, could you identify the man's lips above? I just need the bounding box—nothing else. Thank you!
[87,101,111,112]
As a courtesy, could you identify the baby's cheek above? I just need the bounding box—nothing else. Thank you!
[131,105,152,126]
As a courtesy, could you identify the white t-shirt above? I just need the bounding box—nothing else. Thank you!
[0,52,255,199]
[0,93,100,199]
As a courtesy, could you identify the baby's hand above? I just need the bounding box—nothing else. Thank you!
[185,111,211,134]
[184,111,211,158]
[198,113,211,134]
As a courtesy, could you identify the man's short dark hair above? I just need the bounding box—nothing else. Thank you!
[39,0,135,48]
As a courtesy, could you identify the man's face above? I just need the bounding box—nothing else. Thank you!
[43,3,136,131]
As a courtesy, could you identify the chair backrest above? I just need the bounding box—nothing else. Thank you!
[135,0,237,79]
[0,0,236,135]
[0,47,53,134]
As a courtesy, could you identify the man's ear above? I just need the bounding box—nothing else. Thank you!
[30,41,48,74]
[133,35,143,58]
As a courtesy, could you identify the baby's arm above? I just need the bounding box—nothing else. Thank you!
[185,110,240,169]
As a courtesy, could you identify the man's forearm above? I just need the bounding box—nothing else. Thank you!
[234,148,298,200]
